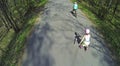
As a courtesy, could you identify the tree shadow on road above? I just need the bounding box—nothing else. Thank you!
[89,26,116,66]
[90,26,112,56]
[22,23,55,66]
[70,11,77,18]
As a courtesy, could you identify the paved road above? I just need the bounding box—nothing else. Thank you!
[21,0,115,66]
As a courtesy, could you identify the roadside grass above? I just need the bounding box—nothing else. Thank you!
[0,16,36,66]
[0,0,47,66]
[0,29,14,57]
[71,0,120,65]
[36,0,48,7]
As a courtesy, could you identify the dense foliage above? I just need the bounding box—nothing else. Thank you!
[0,0,43,33]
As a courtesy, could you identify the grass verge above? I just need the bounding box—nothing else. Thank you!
[0,0,47,66]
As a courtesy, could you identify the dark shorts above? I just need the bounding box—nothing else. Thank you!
[73,9,77,11]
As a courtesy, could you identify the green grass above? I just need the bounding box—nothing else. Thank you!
[71,0,120,65]
[0,0,47,66]
[0,29,14,57]
[36,0,48,7]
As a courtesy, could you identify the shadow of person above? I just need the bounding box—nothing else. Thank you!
[70,10,73,14]
[74,32,81,44]
[70,11,76,17]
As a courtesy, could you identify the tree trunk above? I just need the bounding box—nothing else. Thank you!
[108,0,112,9]
[0,15,10,30]
[111,0,119,20]
[0,0,20,33]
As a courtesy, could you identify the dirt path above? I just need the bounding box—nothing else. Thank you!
[21,0,115,66]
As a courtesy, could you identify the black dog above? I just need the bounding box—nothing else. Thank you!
[74,32,81,44]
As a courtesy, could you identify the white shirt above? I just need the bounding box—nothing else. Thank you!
[83,34,91,46]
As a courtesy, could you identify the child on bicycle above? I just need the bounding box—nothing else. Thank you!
[72,2,78,16]
[79,29,91,51]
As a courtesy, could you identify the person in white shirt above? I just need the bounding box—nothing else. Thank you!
[79,29,91,51]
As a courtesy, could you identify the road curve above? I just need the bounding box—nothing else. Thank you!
[21,0,115,66]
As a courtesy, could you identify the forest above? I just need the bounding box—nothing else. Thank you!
[75,0,120,64]
[0,0,47,66]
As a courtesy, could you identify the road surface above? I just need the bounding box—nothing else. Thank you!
[21,0,115,66]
